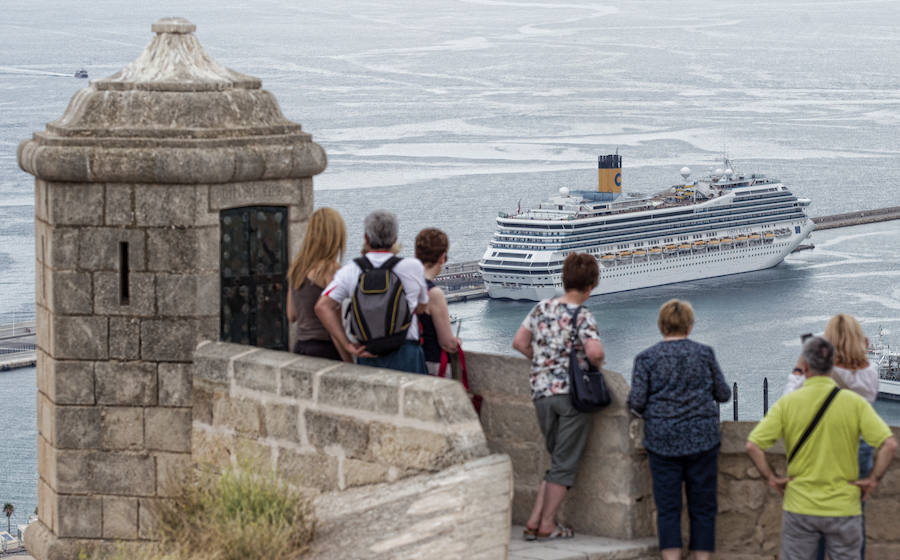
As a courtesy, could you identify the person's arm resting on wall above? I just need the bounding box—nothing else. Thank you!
[627,355,650,415]
[512,326,533,360]
[851,402,897,500]
[746,403,791,495]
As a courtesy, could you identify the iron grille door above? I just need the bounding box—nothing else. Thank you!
[220,206,288,350]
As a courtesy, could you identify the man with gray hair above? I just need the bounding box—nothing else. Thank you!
[746,336,897,559]
[315,209,429,373]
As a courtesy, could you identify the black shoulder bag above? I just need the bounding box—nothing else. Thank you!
[788,387,841,463]
[567,306,611,412]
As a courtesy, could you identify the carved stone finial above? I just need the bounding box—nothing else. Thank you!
[151,17,197,34]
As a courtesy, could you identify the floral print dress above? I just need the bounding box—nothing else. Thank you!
[521,298,602,400]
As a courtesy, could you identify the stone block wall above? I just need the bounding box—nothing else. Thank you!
[461,351,654,540]
[716,422,900,560]
[191,341,513,558]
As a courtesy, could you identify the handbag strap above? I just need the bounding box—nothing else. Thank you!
[788,386,841,463]
[567,305,582,347]
[437,344,469,389]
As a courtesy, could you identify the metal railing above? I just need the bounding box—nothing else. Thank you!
[728,377,771,421]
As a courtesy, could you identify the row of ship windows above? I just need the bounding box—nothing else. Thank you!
[485,247,786,278]
[493,219,803,251]
[497,208,802,241]
[503,192,798,231]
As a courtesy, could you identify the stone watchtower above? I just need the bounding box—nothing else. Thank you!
[18,18,325,558]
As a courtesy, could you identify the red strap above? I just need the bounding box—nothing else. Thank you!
[439,350,449,378]
[438,344,468,387]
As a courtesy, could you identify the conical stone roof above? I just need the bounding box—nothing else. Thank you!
[19,17,326,184]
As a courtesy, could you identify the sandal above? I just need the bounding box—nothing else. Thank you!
[536,525,574,541]
[522,526,539,541]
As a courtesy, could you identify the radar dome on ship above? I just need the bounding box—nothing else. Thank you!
[559,187,570,197]
[725,168,733,177]
[680,167,691,179]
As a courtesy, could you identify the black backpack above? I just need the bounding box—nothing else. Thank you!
[345,256,413,356]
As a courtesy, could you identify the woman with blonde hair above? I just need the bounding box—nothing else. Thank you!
[286,207,350,361]
[784,313,879,559]
[628,299,731,560]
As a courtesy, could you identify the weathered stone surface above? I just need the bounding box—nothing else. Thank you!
[212,395,262,436]
[719,478,768,513]
[343,458,390,488]
[277,449,338,491]
[105,183,134,226]
[281,354,334,399]
[102,496,138,539]
[159,362,192,406]
[156,452,191,497]
[261,402,299,442]
[78,227,146,271]
[43,358,94,405]
[135,184,196,226]
[57,495,103,538]
[54,406,101,449]
[481,397,541,444]
[57,450,156,495]
[138,498,160,540]
[403,375,478,424]
[192,428,233,469]
[308,455,512,560]
[46,183,104,226]
[306,410,370,458]
[94,271,155,316]
[233,349,296,393]
[38,223,79,270]
[108,317,141,360]
[208,179,305,211]
[101,407,144,450]
[145,407,192,452]
[141,318,197,361]
[368,423,452,471]
[193,340,255,384]
[146,226,217,272]
[866,495,900,541]
[51,315,108,360]
[318,365,404,414]
[95,361,157,405]
[156,272,218,316]
[47,270,92,315]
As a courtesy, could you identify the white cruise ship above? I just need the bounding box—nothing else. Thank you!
[479,155,814,300]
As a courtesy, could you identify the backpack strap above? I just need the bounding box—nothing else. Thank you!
[354,256,374,271]
[379,256,402,270]
[788,387,841,463]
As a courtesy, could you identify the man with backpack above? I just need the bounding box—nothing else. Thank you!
[315,209,429,373]
[745,336,897,560]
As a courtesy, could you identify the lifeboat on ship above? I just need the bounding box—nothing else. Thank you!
[735,234,749,245]
[763,231,775,243]
[720,236,734,249]
[707,238,720,250]
[601,253,617,267]
[678,243,692,254]
[633,249,648,261]
[775,227,791,238]
[617,250,633,263]
[648,246,663,260]
[749,233,762,244]
[693,240,707,251]
[663,244,678,257]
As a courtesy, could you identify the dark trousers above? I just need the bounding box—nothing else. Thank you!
[648,444,720,552]
[294,338,341,361]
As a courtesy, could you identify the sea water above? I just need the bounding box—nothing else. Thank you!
[3,0,900,519]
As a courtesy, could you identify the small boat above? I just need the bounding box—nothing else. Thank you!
[693,240,706,247]
[749,233,762,243]
[648,247,663,260]
[735,234,749,244]
[74,69,88,79]
[707,238,720,250]
[617,250,633,262]
[775,227,791,238]
[600,253,617,267]
[763,231,775,243]
[678,243,691,252]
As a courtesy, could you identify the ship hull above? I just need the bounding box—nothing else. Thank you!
[485,221,814,301]
[877,379,900,401]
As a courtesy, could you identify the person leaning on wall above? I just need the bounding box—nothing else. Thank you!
[627,299,731,560]
[414,228,460,376]
[285,207,351,362]
[512,252,605,541]
[746,336,897,560]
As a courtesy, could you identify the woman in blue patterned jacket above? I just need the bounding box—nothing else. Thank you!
[628,299,731,560]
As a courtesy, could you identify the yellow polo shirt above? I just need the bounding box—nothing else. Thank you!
[748,376,892,516]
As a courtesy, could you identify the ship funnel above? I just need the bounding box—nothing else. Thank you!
[598,154,622,194]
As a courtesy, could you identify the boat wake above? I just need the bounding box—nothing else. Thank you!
[0,66,71,77]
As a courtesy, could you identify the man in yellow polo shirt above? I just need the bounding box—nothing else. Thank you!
[746,336,897,560]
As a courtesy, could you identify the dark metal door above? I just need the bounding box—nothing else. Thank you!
[220,206,288,350]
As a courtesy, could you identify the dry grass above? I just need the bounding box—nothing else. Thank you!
[98,462,316,560]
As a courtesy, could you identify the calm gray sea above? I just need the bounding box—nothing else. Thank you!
[2,0,900,521]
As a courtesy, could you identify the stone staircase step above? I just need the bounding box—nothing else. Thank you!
[509,526,658,560]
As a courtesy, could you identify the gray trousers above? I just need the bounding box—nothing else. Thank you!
[533,394,592,487]
[781,511,862,560]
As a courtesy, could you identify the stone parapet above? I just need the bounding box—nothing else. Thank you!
[461,351,654,541]
[716,422,900,560]
[192,341,491,492]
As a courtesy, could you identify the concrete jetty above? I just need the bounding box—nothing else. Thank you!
[811,205,900,230]
[0,320,36,370]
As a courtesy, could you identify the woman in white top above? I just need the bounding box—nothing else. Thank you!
[783,313,878,560]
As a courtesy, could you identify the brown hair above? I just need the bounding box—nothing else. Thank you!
[415,228,449,266]
[657,299,694,336]
[287,207,346,289]
[562,253,599,292]
[824,314,868,370]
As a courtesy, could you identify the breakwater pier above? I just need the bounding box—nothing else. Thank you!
[0,320,36,371]
[438,207,900,303]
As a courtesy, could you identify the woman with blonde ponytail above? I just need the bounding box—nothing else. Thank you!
[286,208,350,361]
